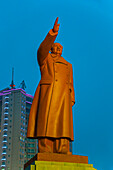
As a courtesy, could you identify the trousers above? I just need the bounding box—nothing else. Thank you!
[38,137,71,154]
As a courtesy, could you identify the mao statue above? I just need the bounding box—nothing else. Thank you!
[27,17,75,154]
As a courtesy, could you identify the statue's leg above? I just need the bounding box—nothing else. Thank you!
[38,137,54,153]
[54,138,72,154]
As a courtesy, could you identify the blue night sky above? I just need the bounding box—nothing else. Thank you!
[0,0,113,169]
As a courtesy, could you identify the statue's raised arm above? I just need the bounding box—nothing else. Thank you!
[52,17,60,33]
[37,17,60,66]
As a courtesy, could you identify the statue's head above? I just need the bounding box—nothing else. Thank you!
[50,43,63,56]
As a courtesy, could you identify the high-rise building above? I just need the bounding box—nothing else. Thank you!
[0,87,38,170]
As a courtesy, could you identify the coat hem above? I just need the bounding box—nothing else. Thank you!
[27,135,74,141]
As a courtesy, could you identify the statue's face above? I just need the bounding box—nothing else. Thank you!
[51,43,63,55]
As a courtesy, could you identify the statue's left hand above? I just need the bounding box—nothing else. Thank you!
[53,17,60,33]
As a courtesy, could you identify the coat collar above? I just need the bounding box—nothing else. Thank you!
[51,54,68,65]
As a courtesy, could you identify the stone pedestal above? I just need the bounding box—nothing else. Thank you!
[24,153,97,170]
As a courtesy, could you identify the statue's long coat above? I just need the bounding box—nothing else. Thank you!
[27,30,75,141]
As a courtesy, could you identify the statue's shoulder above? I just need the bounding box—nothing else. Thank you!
[66,60,72,67]
[61,57,72,66]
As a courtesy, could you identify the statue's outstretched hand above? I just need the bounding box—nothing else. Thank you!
[53,17,60,33]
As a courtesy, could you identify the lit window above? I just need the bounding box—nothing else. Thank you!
[4,101,9,104]
[20,137,22,141]
[4,107,9,110]
[5,96,9,99]
[3,132,7,137]
[1,165,6,167]
[4,112,8,115]
[4,118,8,120]
[3,123,8,126]
[3,128,8,132]
[2,146,7,149]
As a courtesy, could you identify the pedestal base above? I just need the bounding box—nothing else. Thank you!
[24,153,97,170]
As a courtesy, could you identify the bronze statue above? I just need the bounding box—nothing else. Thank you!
[27,17,75,154]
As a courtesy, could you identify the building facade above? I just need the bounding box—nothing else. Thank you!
[0,88,37,170]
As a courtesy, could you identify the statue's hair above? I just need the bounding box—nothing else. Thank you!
[51,43,63,52]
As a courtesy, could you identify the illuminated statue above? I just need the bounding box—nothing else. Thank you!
[27,17,75,154]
